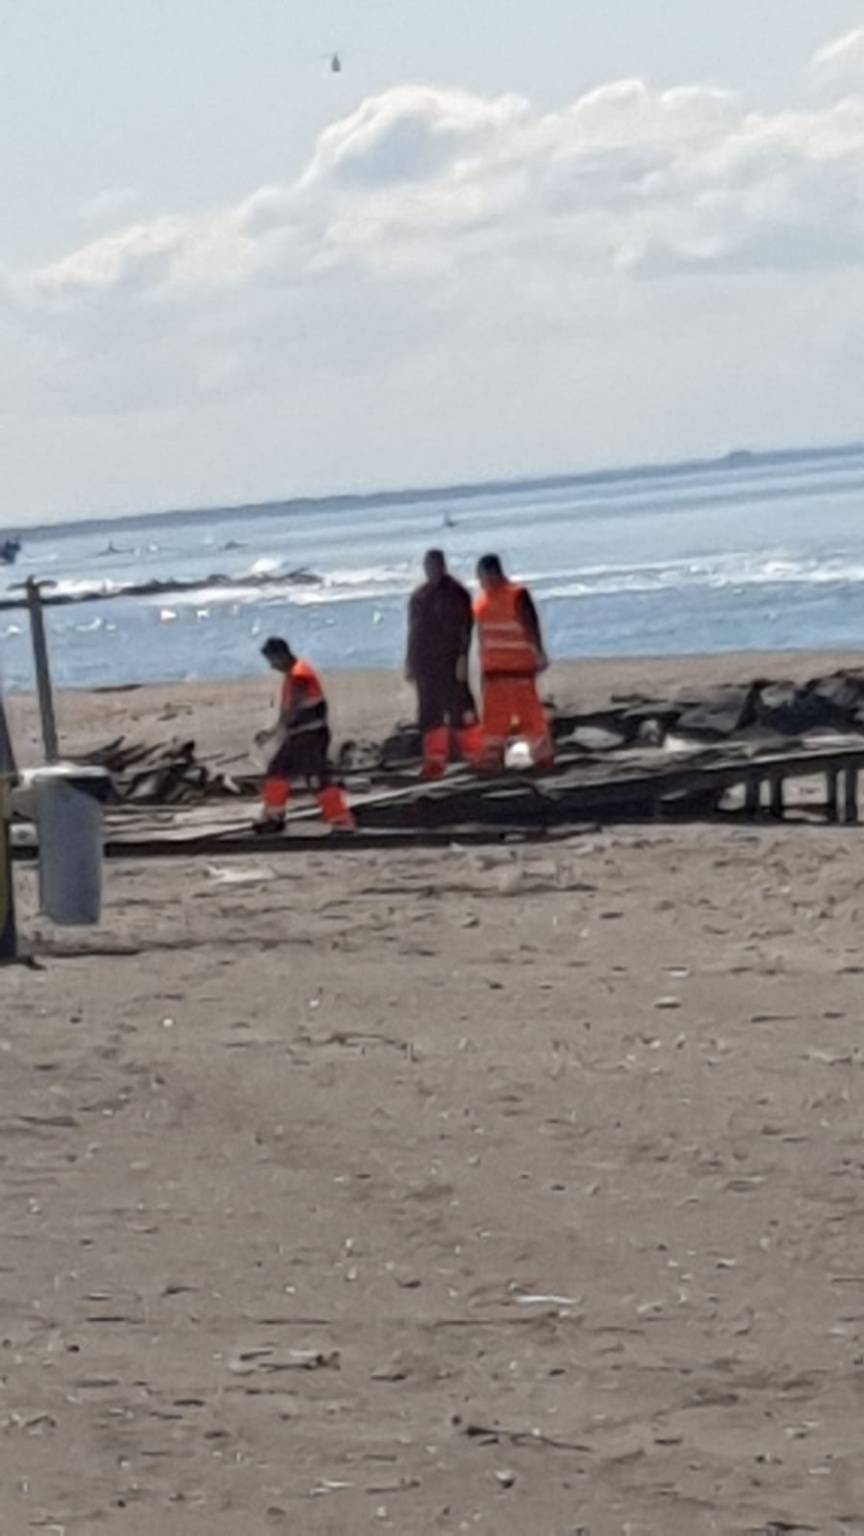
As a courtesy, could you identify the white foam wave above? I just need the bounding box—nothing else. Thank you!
[148,563,416,609]
[155,584,263,607]
[34,548,864,619]
[50,577,123,599]
[247,556,282,576]
[322,564,413,589]
[538,550,864,600]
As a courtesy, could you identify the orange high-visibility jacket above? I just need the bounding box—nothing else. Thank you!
[473,583,539,677]
[280,658,327,733]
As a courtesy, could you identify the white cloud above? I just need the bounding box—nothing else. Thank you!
[5,27,864,517]
[812,27,864,93]
[22,48,864,308]
[302,84,530,189]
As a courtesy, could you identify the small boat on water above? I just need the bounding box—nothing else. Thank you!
[0,538,21,566]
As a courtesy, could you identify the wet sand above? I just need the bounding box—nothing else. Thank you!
[4,655,864,1533]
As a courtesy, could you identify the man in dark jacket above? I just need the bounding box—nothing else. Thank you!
[406,550,480,776]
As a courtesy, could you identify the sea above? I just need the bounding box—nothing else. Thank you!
[3,442,864,692]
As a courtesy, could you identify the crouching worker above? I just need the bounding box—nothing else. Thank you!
[255,638,355,833]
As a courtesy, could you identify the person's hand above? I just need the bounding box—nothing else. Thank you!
[455,655,468,683]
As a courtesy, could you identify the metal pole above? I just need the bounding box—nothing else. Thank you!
[0,691,17,963]
[25,578,59,763]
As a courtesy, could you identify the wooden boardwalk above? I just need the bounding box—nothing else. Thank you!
[11,736,864,860]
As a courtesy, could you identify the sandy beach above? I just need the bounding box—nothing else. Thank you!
[5,653,864,1534]
[8,648,864,766]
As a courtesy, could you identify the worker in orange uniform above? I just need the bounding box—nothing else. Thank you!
[255,637,355,833]
[473,554,554,771]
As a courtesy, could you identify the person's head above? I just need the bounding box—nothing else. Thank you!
[261,636,295,673]
[423,548,447,585]
[477,553,506,592]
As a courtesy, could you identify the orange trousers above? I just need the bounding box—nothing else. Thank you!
[422,722,486,778]
[263,777,354,828]
[478,675,554,770]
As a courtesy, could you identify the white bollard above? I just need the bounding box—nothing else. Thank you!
[33,766,111,925]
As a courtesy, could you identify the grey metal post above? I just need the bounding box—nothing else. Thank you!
[25,579,59,763]
[0,690,17,962]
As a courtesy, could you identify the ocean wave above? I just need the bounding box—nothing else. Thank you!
[44,577,124,600]
[19,547,864,619]
[537,551,864,600]
[157,583,412,610]
[149,563,416,609]
[149,548,864,612]
[323,563,414,589]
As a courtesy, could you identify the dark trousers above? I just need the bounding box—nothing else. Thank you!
[415,669,479,776]
[416,670,476,734]
[266,725,332,787]
[262,725,353,825]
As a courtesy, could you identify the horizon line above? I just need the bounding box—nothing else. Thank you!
[8,435,864,542]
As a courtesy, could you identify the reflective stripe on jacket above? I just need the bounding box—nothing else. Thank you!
[281,659,328,736]
[473,583,539,676]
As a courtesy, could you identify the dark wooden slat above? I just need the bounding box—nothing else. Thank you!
[844,766,859,824]
[13,740,864,861]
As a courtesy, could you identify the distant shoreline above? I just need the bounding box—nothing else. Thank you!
[10,437,864,544]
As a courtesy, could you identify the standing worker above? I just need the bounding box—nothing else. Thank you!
[406,550,479,777]
[255,638,355,833]
[473,554,554,771]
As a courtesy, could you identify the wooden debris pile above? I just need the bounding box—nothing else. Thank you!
[550,668,864,751]
[339,723,420,772]
[75,737,255,805]
[341,669,864,776]
[64,668,864,814]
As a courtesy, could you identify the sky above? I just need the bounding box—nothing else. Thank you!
[3,1,864,524]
